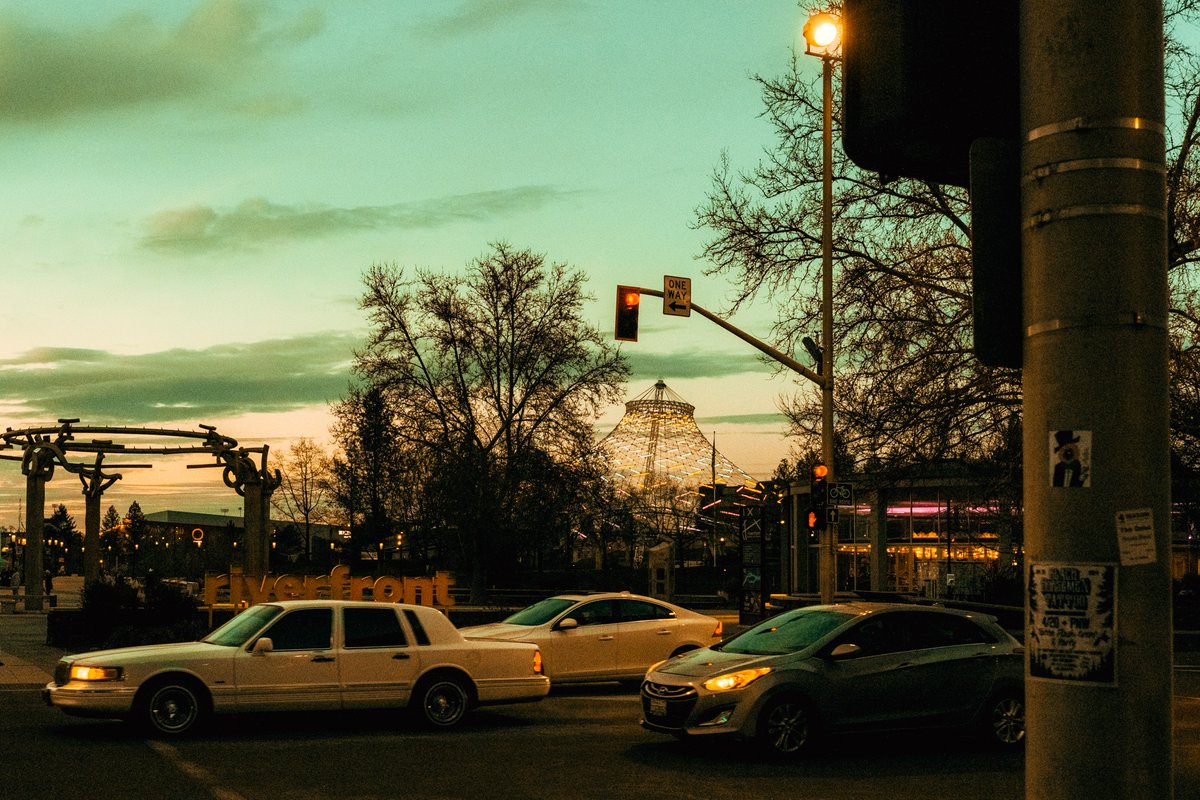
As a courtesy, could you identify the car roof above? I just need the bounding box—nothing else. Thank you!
[549,591,662,603]
[263,599,437,612]
[802,601,995,621]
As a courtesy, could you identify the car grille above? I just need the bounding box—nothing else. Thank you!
[643,681,695,700]
[642,681,697,729]
[54,662,70,686]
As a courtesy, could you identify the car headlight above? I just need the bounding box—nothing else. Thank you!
[69,665,124,682]
[702,667,772,692]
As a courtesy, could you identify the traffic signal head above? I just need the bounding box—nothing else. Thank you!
[809,463,829,531]
[615,285,640,342]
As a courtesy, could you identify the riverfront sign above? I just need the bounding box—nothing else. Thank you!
[203,565,456,608]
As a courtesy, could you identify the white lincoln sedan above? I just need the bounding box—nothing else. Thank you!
[43,600,549,735]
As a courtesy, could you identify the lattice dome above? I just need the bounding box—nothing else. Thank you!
[599,380,759,491]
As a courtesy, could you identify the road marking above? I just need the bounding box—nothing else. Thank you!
[147,740,247,800]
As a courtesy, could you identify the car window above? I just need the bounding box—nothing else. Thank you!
[835,614,915,656]
[504,598,578,626]
[261,608,332,651]
[403,609,431,645]
[723,608,855,655]
[344,607,408,648]
[908,612,997,648]
[569,600,618,626]
[617,599,674,622]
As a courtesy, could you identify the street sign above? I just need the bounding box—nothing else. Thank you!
[827,482,853,505]
[826,508,840,525]
[663,275,691,317]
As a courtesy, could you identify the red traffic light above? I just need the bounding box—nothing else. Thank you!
[615,285,640,342]
[811,463,829,481]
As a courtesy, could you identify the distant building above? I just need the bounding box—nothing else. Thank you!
[144,510,346,557]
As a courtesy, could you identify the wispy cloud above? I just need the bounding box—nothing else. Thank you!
[413,0,574,39]
[139,186,573,253]
[0,332,357,424]
[0,1,321,123]
[624,349,771,381]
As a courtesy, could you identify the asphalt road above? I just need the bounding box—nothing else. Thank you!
[0,683,1048,800]
[9,679,1200,800]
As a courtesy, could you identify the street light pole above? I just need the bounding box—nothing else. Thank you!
[804,11,840,604]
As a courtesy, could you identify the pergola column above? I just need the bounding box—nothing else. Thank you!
[22,448,54,611]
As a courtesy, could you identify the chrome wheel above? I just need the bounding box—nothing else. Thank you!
[759,696,813,755]
[988,693,1025,746]
[144,682,201,736]
[418,678,469,728]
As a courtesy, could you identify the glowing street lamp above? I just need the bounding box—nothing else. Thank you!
[803,11,841,604]
[803,12,841,56]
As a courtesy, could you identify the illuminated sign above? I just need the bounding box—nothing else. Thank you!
[203,565,455,608]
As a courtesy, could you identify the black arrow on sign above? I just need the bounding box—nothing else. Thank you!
[668,301,687,312]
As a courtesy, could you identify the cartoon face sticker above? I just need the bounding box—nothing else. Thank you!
[1050,429,1091,488]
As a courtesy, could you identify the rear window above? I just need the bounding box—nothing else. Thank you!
[345,607,408,648]
[403,609,432,646]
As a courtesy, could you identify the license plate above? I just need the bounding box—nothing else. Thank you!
[649,698,667,716]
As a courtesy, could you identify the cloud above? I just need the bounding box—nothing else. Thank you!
[0,332,357,425]
[139,186,572,253]
[696,412,788,427]
[0,1,321,123]
[623,348,771,381]
[413,0,574,39]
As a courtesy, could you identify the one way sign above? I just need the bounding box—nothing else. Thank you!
[663,275,691,317]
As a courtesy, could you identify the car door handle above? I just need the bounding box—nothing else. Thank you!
[655,630,672,635]
[599,635,614,641]
[392,653,411,660]
[311,655,335,663]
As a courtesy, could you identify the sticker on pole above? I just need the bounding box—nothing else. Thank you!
[1115,508,1156,566]
[1027,562,1116,686]
[1049,429,1091,487]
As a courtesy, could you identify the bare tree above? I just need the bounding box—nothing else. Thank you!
[696,1,1200,481]
[271,437,333,561]
[349,243,629,600]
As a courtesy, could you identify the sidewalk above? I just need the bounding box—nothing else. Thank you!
[0,575,83,687]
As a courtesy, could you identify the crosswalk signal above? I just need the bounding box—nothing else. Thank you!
[615,286,640,342]
[809,463,829,532]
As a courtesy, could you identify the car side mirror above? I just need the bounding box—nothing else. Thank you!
[556,618,578,631]
[829,643,863,660]
[251,637,274,656]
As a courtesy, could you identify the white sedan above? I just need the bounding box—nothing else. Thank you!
[43,600,549,735]
[460,592,724,684]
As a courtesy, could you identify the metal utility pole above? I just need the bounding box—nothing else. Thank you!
[1022,2,1172,797]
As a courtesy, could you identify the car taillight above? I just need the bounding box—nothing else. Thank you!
[533,649,543,674]
[712,621,723,638]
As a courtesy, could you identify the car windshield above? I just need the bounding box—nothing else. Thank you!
[203,604,284,646]
[503,597,579,626]
[722,609,856,655]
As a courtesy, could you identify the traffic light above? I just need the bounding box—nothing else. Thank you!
[615,285,640,342]
[842,0,1018,187]
[808,463,829,532]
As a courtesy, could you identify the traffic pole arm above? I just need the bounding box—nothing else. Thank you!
[634,288,826,387]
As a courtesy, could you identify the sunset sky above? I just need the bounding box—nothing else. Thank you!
[0,1,821,524]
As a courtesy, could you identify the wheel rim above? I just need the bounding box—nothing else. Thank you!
[149,685,199,734]
[423,681,467,727]
[991,696,1025,745]
[764,700,809,754]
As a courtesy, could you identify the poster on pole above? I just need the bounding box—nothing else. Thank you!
[1027,562,1116,686]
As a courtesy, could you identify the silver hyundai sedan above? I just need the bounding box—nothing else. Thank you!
[640,602,1024,756]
